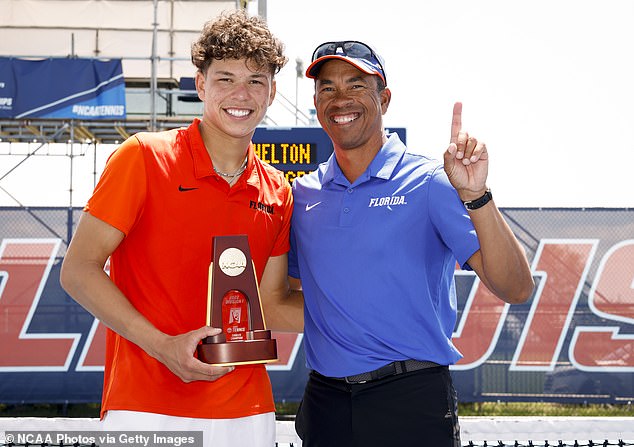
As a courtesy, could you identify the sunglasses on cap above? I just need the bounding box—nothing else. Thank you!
[308,40,387,85]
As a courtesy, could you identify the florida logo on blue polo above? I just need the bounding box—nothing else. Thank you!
[368,195,407,207]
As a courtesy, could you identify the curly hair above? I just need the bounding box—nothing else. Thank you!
[191,10,287,76]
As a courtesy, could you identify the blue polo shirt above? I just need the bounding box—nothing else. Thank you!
[288,133,480,377]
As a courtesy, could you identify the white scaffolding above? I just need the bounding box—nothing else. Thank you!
[0,0,310,207]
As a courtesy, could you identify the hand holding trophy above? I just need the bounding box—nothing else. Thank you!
[197,235,278,366]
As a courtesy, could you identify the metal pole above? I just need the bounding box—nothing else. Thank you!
[69,121,74,207]
[150,0,159,131]
[258,0,267,20]
[93,140,98,189]
[169,0,175,79]
[295,58,303,126]
[295,75,299,126]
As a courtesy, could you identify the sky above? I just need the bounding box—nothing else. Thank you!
[266,0,634,208]
[1,0,633,208]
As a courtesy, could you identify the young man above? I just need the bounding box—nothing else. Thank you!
[287,41,535,446]
[60,10,293,446]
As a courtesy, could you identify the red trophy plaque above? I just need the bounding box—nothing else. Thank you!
[197,235,278,366]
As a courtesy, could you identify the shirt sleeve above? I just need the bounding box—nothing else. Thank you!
[427,166,480,270]
[288,220,300,279]
[85,135,147,235]
[287,178,301,279]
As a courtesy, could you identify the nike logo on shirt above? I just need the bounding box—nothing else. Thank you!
[305,202,322,211]
[178,185,199,192]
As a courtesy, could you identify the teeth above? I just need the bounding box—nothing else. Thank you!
[333,113,358,124]
[226,108,251,117]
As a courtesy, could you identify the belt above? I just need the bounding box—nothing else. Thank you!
[334,360,441,384]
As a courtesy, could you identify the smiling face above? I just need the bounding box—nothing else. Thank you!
[196,58,276,143]
[314,59,390,154]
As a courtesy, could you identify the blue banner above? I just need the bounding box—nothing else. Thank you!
[0,57,126,119]
[1,208,633,405]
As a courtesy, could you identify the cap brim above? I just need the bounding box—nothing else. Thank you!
[305,55,386,84]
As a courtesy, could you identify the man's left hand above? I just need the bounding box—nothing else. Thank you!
[443,102,489,200]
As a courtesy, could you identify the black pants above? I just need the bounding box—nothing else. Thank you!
[295,366,461,447]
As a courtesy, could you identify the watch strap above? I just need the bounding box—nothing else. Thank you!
[463,189,492,210]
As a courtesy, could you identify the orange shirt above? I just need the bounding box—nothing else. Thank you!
[86,119,292,419]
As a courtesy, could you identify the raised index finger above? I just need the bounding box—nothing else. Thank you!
[450,102,463,145]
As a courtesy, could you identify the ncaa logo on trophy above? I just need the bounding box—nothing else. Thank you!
[197,235,278,366]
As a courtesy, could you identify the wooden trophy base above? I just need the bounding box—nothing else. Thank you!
[197,330,278,366]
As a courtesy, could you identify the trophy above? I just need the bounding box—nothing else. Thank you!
[197,235,278,366]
